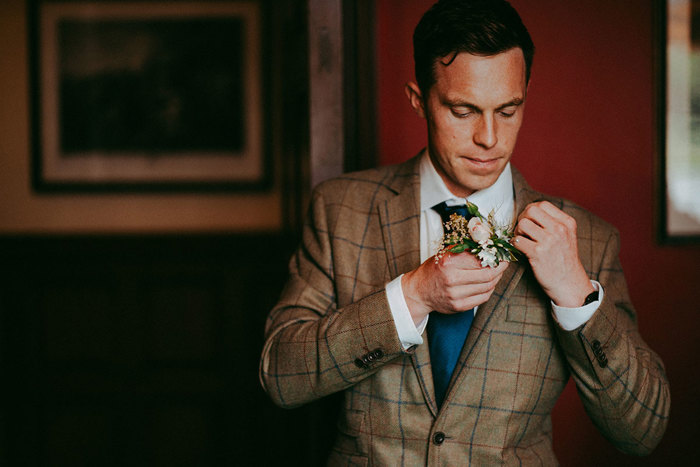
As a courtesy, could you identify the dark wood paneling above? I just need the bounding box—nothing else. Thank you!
[343,0,378,173]
[0,235,339,466]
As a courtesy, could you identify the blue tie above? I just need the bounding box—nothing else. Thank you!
[428,201,476,408]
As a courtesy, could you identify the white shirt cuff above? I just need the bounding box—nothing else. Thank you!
[551,280,604,331]
[385,274,426,350]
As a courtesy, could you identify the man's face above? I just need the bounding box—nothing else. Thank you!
[410,48,528,197]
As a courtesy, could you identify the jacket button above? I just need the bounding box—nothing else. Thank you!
[354,358,366,369]
[373,349,384,359]
[433,432,446,445]
[598,354,608,368]
[592,340,601,350]
[366,353,376,362]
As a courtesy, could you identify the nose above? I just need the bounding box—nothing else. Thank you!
[473,114,497,149]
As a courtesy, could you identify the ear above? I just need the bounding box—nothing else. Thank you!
[405,81,426,119]
[525,77,531,99]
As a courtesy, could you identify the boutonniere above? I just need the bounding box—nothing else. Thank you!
[436,201,523,268]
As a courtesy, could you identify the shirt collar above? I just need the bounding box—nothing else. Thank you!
[419,151,515,225]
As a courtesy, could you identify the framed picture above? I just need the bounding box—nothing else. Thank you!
[658,0,700,241]
[29,0,268,192]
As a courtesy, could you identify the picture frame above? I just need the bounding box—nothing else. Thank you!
[29,0,268,192]
[658,0,700,241]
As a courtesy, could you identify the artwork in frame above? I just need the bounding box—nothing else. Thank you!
[29,0,267,192]
[660,0,700,240]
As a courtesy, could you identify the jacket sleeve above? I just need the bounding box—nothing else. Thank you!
[554,228,670,455]
[259,187,408,409]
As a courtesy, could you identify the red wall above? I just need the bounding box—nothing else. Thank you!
[377,1,700,464]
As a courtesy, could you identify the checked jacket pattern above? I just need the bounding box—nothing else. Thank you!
[259,155,670,466]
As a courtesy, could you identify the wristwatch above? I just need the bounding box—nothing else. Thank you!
[582,290,599,306]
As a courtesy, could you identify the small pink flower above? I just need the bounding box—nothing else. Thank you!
[468,217,492,244]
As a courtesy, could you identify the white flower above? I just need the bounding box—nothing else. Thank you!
[477,247,498,268]
[495,227,509,239]
[468,217,492,244]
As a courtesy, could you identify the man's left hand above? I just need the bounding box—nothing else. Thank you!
[513,201,595,307]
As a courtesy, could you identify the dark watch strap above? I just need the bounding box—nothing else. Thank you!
[582,290,599,306]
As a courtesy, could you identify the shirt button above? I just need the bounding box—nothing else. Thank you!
[433,432,446,445]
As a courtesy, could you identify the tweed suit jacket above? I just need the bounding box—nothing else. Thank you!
[260,155,670,466]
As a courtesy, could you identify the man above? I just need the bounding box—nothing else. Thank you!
[260,0,670,464]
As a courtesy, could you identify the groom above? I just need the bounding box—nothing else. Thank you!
[260,0,669,464]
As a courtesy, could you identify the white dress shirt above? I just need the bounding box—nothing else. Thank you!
[385,152,602,349]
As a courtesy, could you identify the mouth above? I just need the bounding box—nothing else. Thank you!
[461,156,501,169]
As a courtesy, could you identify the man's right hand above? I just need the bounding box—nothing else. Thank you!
[401,252,509,326]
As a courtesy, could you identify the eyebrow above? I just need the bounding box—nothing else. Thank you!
[445,97,524,112]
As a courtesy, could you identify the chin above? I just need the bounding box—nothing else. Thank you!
[460,175,498,193]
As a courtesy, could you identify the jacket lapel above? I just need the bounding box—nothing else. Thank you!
[376,155,442,415]
[377,157,421,280]
[440,167,544,409]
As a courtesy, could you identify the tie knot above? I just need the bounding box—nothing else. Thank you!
[432,201,472,224]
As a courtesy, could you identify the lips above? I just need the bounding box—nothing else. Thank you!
[465,157,497,164]
[456,157,502,178]
[462,156,501,167]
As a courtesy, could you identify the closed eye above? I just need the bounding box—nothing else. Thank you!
[498,106,518,118]
[450,106,477,118]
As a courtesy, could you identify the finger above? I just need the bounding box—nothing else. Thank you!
[449,280,498,298]
[494,260,510,273]
[512,234,536,256]
[454,253,511,273]
[521,204,559,231]
[487,260,510,278]
[539,202,577,235]
[514,217,544,242]
[517,202,547,225]
[451,290,497,311]
[442,251,483,270]
[537,201,571,222]
[447,259,508,288]
[444,269,494,287]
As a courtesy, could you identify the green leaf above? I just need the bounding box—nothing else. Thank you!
[448,244,468,254]
[463,239,479,249]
